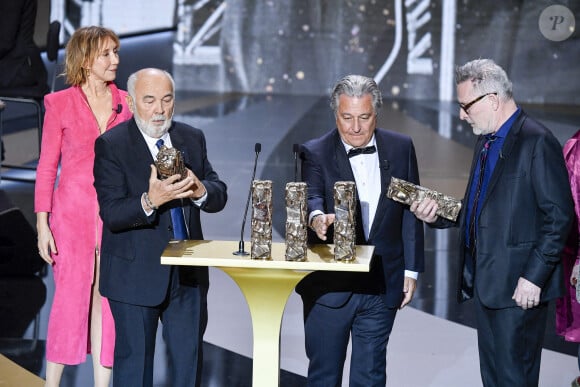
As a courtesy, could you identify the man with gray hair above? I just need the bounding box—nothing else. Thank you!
[297,74,424,386]
[412,59,573,386]
[93,68,227,386]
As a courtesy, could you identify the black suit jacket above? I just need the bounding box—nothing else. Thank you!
[297,128,424,309]
[434,110,573,307]
[94,118,227,307]
[0,0,48,92]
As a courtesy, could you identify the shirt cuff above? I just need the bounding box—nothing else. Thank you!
[308,210,324,225]
[404,270,418,280]
[191,191,208,206]
[142,204,154,216]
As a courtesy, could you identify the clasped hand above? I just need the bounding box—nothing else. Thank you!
[147,165,204,207]
[310,213,336,241]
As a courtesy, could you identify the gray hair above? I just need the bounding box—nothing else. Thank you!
[127,68,175,100]
[330,75,383,115]
[455,59,513,100]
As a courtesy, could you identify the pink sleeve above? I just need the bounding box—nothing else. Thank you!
[566,138,580,248]
[34,94,63,213]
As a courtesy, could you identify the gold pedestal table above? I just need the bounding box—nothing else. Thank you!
[161,240,373,387]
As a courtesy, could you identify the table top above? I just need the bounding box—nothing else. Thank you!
[161,240,373,272]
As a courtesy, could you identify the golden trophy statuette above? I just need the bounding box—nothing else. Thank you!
[386,177,462,221]
[333,181,357,262]
[155,145,187,181]
[285,182,308,261]
[251,180,273,260]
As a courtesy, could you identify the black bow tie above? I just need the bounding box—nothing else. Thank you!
[347,145,376,158]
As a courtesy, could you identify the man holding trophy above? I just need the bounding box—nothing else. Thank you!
[411,59,573,387]
[93,68,227,387]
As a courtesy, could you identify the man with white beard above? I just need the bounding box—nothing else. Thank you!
[93,68,228,387]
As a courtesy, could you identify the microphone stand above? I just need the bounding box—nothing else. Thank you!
[233,143,261,255]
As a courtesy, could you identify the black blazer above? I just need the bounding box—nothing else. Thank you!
[0,0,48,92]
[434,110,573,307]
[94,118,227,307]
[297,128,424,309]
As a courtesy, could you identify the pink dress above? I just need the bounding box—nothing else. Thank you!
[35,84,132,366]
[556,129,580,342]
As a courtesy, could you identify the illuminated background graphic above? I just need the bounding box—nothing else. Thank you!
[47,0,579,104]
[172,0,579,104]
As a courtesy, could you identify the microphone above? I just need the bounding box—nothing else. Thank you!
[113,104,122,113]
[293,143,299,181]
[233,142,262,256]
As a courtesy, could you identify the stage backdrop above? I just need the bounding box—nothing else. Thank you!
[173,0,579,104]
[51,0,579,104]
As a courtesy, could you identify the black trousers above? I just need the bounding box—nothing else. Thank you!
[109,268,208,387]
[475,288,548,387]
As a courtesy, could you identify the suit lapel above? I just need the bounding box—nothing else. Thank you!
[368,132,392,239]
[127,120,156,190]
[167,124,191,227]
[333,131,355,182]
[484,110,525,205]
[168,123,193,175]
[464,136,485,194]
[333,130,392,241]
[332,131,366,242]
[167,123,188,162]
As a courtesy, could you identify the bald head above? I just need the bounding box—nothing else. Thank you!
[127,68,175,99]
[126,68,175,138]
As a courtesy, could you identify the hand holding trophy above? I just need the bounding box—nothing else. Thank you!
[386,177,462,221]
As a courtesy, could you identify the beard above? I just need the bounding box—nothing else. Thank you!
[472,125,495,136]
[471,125,484,136]
[469,119,495,136]
[135,112,172,138]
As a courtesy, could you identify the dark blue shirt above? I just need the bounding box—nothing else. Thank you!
[465,107,521,246]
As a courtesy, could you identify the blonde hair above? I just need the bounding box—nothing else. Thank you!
[63,26,120,86]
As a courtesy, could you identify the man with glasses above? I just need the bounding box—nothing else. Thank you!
[411,59,573,386]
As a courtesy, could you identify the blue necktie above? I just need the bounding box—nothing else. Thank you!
[156,139,188,240]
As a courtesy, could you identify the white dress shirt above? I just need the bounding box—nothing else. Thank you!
[343,135,418,280]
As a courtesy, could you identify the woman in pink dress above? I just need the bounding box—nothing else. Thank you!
[35,26,132,387]
[557,129,580,387]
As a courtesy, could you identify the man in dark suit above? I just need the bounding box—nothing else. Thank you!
[0,0,48,93]
[93,68,227,387]
[297,74,424,386]
[412,59,573,386]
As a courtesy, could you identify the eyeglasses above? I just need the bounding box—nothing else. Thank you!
[459,92,497,114]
